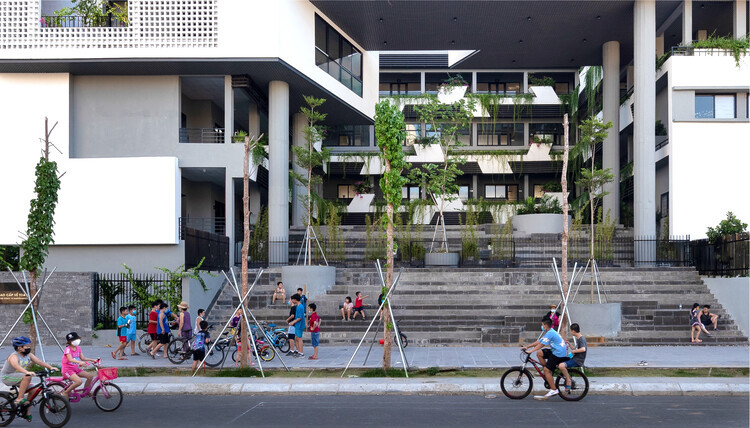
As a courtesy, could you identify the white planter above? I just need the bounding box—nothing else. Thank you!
[425,252,459,267]
[513,213,572,235]
[567,303,621,338]
[437,85,468,104]
[347,193,375,213]
[282,265,336,300]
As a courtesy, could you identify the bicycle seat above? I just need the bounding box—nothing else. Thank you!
[268,324,276,328]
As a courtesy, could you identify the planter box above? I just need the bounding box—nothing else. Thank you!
[513,213,572,235]
[281,265,336,300]
[437,85,468,104]
[567,303,621,338]
[425,252,459,267]
[347,193,374,213]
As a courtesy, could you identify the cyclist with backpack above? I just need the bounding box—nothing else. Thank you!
[191,320,211,373]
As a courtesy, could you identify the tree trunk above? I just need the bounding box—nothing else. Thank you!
[382,158,393,371]
[589,137,595,304]
[27,271,38,354]
[559,114,570,338]
[240,136,251,368]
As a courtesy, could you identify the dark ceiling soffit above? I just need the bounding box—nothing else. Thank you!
[0,57,373,125]
[380,54,449,69]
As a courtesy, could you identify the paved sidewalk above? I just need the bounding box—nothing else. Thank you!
[51,376,750,396]
[3,345,748,369]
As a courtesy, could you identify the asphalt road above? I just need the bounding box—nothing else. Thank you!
[18,394,750,427]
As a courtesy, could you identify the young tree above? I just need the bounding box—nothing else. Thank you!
[234,130,265,368]
[558,114,571,338]
[411,96,475,252]
[374,100,408,370]
[19,118,61,352]
[291,96,331,265]
[574,117,614,303]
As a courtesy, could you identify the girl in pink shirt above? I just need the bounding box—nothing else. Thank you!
[61,332,97,398]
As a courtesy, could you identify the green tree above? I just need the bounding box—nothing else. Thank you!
[291,96,331,265]
[374,100,408,371]
[19,119,61,352]
[707,212,748,243]
[0,246,20,271]
[411,96,475,252]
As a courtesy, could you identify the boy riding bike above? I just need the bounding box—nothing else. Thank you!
[521,317,570,400]
[1,336,57,421]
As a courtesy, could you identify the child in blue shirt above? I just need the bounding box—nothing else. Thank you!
[521,317,570,400]
[112,307,129,360]
[126,305,138,356]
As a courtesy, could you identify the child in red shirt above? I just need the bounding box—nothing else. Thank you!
[308,303,321,360]
[352,291,369,320]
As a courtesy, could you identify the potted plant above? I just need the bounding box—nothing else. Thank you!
[437,74,469,104]
[353,181,373,198]
[530,135,554,147]
[513,194,572,235]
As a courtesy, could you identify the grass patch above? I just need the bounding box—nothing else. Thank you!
[211,367,265,378]
[360,368,407,378]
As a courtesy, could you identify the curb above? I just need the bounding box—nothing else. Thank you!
[114,381,750,396]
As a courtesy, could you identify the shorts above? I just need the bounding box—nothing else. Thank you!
[310,332,320,348]
[353,307,363,313]
[193,349,205,361]
[287,332,296,339]
[545,354,571,371]
[157,333,170,344]
[62,366,82,379]
[149,333,157,341]
[2,373,25,387]
[295,325,304,338]
[562,359,580,368]
[127,333,137,342]
[119,336,127,343]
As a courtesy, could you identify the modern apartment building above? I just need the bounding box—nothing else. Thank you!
[1,1,748,276]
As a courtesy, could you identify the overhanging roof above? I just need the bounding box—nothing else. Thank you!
[0,58,371,125]
[313,0,688,68]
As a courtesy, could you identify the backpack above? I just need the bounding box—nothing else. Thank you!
[192,332,206,351]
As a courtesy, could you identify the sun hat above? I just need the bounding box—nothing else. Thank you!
[177,301,189,310]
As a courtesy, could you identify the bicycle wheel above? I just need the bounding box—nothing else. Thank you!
[555,369,589,401]
[0,392,16,427]
[259,345,275,362]
[396,333,408,348]
[93,383,123,412]
[39,393,71,428]
[204,347,224,368]
[277,335,290,354]
[167,338,188,364]
[138,333,152,353]
[44,382,67,396]
[500,368,533,399]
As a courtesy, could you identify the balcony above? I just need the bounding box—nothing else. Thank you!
[179,128,224,144]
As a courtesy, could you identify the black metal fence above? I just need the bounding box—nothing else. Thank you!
[93,272,169,330]
[179,128,224,144]
[40,15,127,28]
[633,235,692,267]
[184,227,229,271]
[180,217,226,236]
[691,233,750,276]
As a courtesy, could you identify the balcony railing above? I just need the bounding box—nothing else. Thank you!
[40,15,127,28]
[179,128,224,144]
[179,217,226,238]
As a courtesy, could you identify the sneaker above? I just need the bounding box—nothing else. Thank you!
[285,351,295,356]
[533,389,559,400]
[297,353,304,358]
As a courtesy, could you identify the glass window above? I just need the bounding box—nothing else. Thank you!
[338,185,356,199]
[715,95,735,119]
[507,185,518,201]
[554,83,570,95]
[529,123,563,145]
[324,125,370,147]
[402,186,420,200]
[315,16,326,50]
[424,82,440,94]
[315,14,362,96]
[695,95,714,118]
[506,83,520,95]
[458,185,469,201]
[660,192,669,218]
[477,124,524,146]
[485,185,507,199]
[475,82,489,94]
[404,123,422,146]
[534,185,545,198]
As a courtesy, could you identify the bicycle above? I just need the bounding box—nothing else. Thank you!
[500,351,589,401]
[394,321,408,348]
[44,360,123,412]
[0,369,71,427]
[138,329,174,354]
[258,322,290,353]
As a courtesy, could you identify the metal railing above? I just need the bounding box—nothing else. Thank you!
[180,217,226,237]
[179,128,225,144]
[183,227,229,271]
[40,15,127,28]
[655,136,669,151]
[633,235,692,267]
[93,272,169,329]
[691,233,749,277]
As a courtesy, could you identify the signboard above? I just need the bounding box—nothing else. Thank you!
[0,282,26,304]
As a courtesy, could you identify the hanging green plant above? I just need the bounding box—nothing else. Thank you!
[691,33,749,67]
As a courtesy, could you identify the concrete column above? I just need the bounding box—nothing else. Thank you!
[291,112,307,227]
[225,172,235,267]
[268,81,290,264]
[602,41,621,222]
[248,103,260,138]
[471,72,477,93]
[735,0,748,38]
[634,0,657,256]
[224,76,234,144]
[420,72,426,93]
[682,0,693,44]
[472,174,478,199]
[523,174,530,199]
[522,72,528,93]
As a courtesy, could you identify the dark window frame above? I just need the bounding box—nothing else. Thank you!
[485,184,519,201]
[337,184,357,199]
[695,93,736,119]
[315,14,363,96]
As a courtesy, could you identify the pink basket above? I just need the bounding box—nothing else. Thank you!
[98,367,118,381]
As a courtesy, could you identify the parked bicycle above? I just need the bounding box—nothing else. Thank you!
[258,322,290,353]
[44,360,123,412]
[0,369,71,427]
[500,351,589,401]
[394,321,408,348]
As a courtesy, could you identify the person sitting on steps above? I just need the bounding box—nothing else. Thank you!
[700,304,720,331]
[341,296,353,321]
[272,281,286,304]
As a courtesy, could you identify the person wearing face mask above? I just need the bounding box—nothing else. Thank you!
[61,332,98,399]
[2,336,56,419]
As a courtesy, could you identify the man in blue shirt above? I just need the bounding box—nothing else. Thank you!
[521,317,570,400]
[290,294,306,358]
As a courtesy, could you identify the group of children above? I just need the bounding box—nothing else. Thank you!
[340,291,368,321]
[282,284,320,360]
[689,303,720,343]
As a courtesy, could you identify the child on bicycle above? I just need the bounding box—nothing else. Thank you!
[2,336,57,419]
[558,323,587,392]
[191,320,211,373]
[62,332,98,399]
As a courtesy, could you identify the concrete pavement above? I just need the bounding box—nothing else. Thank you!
[4,344,748,369]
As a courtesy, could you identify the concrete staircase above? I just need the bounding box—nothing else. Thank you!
[206,267,748,347]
